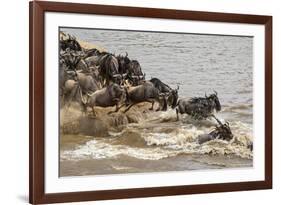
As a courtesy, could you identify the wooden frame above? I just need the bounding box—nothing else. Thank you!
[29,1,272,204]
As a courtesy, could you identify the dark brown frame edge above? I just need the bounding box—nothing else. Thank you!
[29,1,272,204]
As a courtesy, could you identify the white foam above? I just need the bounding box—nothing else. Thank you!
[61,120,253,162]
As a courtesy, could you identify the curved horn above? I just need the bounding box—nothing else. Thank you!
[214,90,218,95]
[125,52,128,57]
[205,92,207,98]
[211,115,223,126]
[176,85,179,91]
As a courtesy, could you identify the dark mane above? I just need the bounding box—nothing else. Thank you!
[186,93,221,119]
[150,78,172,93]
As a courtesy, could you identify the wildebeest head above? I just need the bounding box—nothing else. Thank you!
[60,49,84,71]
[128,60,145,85]
[112,74,123,85]
[109,83,124,100]
[65,70,78,81]
[98,53,121,85]
[210,115,233,141]
[117,52,131,74]
[213,121,233,141]
[207,91,221,112]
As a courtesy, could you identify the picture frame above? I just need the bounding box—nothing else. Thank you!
[29,1,272,204]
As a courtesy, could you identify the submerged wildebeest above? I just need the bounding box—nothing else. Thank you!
[197,115,233,144]
[149,78,179,109]
[124,81,167,113]
[82,83,124,116]
[176,91,221,120]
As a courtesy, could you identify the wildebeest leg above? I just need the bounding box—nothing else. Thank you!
[155,99,161,111]
[160,96,168,111]
[149,100,155,110]
[108,103,125,114]
[124,103,137,113]
[80,102,87,116]
[176,108,179,121]
[91,106,97,117]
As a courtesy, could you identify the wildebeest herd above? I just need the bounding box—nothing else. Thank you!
[59,32,240,146]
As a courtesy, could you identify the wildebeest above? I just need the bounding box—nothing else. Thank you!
[176,91,221,120]
[60,33,82,51]
[123,81,167,113]
[59,54,101,106]
[96,53,121,85]
[149,78,179,109]
[126,60,145,86]
[60,49,85,71]
[76,71,101,94]
[117,52,131,76]
[82,83,125,116]
[59,70,80,107]
[71,51,121,86]
[83,48,102,59]
[197,115,233,144]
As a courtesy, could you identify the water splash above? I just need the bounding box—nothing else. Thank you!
[60,104,253,163]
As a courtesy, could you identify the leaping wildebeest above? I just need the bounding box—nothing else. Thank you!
[124,81,167,113]
[81,83,125,116]
[176,91,221,120]
[76,71,101,94]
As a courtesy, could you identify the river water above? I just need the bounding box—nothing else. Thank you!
[59,27,253,177]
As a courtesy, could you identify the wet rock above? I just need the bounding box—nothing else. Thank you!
[79,116,108,137]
